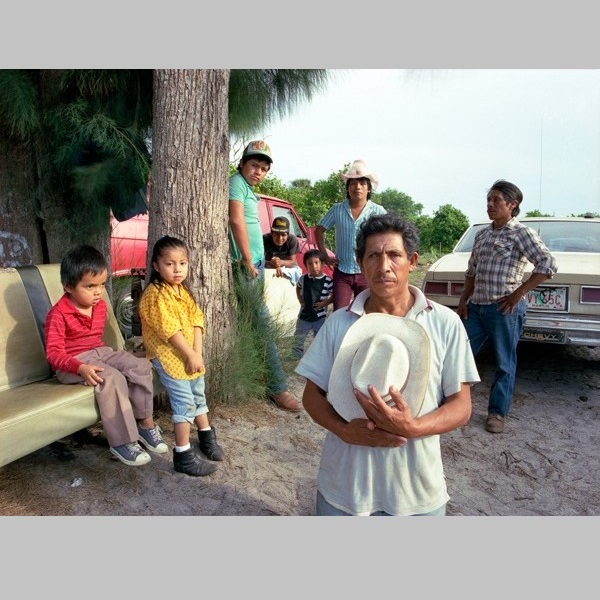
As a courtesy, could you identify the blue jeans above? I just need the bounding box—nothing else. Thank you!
[151,359,208,424]
[462,300,526,416]
[235,259,288,396]
[292,317,326,358]
[316,490,447,516]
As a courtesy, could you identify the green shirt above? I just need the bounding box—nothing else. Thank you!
[229,172,264,264]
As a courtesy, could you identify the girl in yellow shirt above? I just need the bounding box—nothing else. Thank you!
[139,235,224,477]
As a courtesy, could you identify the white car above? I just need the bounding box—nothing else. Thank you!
[421,216,600,346]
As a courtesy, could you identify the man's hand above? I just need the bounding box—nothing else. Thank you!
[324,255,339,269]
[497,290,523,314]
[242,258,258,278]
[339,418,408,447]
[354,384,417,438]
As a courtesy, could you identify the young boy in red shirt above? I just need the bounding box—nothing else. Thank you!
[44,245,167,466]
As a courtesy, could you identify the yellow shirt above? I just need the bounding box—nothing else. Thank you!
[139,281,205,380]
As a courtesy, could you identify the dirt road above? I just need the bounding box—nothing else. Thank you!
[0,342,598,516]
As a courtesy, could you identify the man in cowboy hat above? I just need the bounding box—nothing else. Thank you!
[228,140,301,412]
[315,159,387,310]
[296,213,480,516]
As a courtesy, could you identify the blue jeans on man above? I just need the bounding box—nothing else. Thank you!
[462,299,526,416]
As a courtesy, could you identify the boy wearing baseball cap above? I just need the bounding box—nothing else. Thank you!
[263,216,302,285]
[228,141,301,412]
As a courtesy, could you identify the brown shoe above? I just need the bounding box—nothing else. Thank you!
[271,391,302,412]
[485,413,505,433]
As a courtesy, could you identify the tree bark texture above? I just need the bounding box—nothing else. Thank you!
[151,69,233,399]
[0,138,43,267]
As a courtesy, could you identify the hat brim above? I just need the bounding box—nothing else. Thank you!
[340,173,379,191]
[328,313,430,422]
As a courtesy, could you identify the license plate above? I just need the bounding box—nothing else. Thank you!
[525,286,567,311]
[521,327,566,343]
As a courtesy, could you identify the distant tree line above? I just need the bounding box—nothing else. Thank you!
[253,167,470,256]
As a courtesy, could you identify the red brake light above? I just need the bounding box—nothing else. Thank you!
[581,287,600,304]
[424,282,448,295]
[450,283,465,296]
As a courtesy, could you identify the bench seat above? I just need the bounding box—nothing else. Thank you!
[0,264,133,468]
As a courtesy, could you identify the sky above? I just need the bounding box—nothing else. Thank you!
[247,69,600,225]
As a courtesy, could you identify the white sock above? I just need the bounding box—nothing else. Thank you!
[175,443,191,452]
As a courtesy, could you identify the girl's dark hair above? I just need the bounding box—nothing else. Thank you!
[488,179,523,217]
[355,213,420,260]
[302,248,325,267]
[149,234,190,281]
[60,245,108,288]
[346,177,373,200]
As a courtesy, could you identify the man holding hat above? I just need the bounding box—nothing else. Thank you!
[229,141,301,412]
[315,159,387,310]
[296,213,480,516]
[263,216,302,285]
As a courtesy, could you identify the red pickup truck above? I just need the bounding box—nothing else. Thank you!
[110,194,331,337]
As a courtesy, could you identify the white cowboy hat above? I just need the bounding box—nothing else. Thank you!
[340,159,379,191]
[328,313,430,422]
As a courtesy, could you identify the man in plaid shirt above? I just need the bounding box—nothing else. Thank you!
[457,180,557,433]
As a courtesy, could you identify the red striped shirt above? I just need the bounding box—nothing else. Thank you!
[44,293,107,374]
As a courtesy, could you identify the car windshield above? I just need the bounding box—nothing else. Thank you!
[454,220,600,253]
[271,205,305,238]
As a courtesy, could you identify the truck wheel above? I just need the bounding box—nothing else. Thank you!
[114,288,133,339]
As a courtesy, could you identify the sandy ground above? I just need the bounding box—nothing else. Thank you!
[0,342,598,517]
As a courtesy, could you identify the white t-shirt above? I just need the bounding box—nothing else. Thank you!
[295,286,480,516]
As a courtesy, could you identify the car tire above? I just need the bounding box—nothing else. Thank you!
[114,287,134,339]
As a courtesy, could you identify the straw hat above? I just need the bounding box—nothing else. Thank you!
[328,313,430,422]
[340,159,379,191]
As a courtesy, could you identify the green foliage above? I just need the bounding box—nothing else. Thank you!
[217,269,273,405]
[0,70,39,138]
[419,204,469,254]
[377,188,423,221]
[525,209,555,217]
[254,173,290,199]
[0,69,153,245]
[229,70,330,136]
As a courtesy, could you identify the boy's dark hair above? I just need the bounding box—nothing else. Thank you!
[355,214,420,260]
[60,245,108,288]
[488,179,523,217]
[302,248,325,267]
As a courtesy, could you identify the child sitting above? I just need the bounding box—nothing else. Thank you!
[44,245,167,467]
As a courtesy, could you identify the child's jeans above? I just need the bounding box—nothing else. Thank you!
[292,317,326,358]
[151,359,208,424]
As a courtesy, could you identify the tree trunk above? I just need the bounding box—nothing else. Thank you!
[151,69,233,400]
[0,138,43,267]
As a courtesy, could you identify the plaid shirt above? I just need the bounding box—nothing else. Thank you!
[466,218,557,304]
